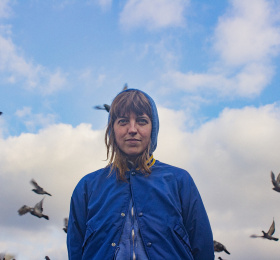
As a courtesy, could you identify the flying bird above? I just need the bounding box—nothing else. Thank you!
[63,217,68,233]
[94,104,110,112]
[45,256,51,260]
[93,84,128,113]
[0,112,2,116]
[30,179,52,196]
[250,218,279,241]
[214,240,230,254]
[18,198,49,220]
[271,171,280,192]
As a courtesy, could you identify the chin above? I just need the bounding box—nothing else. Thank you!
[125,151,142,157]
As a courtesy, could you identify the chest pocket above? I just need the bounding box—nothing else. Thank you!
[174,224,194,259]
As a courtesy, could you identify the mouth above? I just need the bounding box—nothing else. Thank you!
[126,139,140,142]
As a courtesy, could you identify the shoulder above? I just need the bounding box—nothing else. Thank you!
[152,160,197,188]
[153,160,192,178]
[72,166,112,194]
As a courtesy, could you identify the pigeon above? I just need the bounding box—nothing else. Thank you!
[271,171,280,192]
[214,240,230,254]
[63,217,68,233]
[30,179,52,196]
[94,104,110,112]
[18,198,49,220]
[250,218,279,241]
[93,84,128,113]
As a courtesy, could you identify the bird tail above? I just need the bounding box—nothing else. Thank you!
[224,249,230,254]
[43,215,49,220]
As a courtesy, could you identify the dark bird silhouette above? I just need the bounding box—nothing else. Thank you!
[271,171,280,192]
[93,84,128,113]
[94,104,110,112]
[31,179,52,196]
[0,112,2,116]
[45,256,50,260]
[250,218,279,241]
[218,257,227,260]
[214,240,230,254]
[63,217,68,233]
[18,198,49,220]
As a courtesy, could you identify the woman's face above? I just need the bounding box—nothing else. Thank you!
[113,112,152,159]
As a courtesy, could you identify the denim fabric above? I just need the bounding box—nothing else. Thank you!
[116,199,149,260]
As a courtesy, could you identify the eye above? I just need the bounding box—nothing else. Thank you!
[137,117,149,125]
[117,118,128,125]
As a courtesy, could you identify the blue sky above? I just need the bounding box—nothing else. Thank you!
[1,0,280,259]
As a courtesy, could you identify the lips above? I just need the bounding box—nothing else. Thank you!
[126,139,140,142]
[126,139,140,145]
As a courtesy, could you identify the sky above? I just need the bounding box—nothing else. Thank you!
[0,0,280,259]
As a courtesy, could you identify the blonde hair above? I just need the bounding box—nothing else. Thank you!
[105,90,152,181]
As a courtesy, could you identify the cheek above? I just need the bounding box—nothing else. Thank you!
[113,126,124,142]
[143,127,152,140]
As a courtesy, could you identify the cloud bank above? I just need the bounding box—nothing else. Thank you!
[1,104,280,259]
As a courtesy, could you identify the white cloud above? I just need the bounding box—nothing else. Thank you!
[214,0,280,66]
[163,62,273,97]
[0,31,67,95]
[1,105,280,259]
[0,123,107,259]
[120,0,189,30]
[0,0,12,19]
[162,0,280,99]
[96,0,112,11]
[15,107,57,132]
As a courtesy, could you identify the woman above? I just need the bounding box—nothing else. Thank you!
[67,89,214,260]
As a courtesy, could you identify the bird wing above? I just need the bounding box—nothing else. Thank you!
[18,205,31,215]
[64,217,68,227]
[103,104,110,112]
[34,198,44,213]
[267,219,276,236]
[94,105,106,110]
[271,171,276,183]
[276,173,280,185]
[123,84,128,91]
[30,179,42,190]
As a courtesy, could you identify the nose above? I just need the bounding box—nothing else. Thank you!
[128,121,137,135]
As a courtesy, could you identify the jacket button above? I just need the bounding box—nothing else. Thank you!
[138,212,143,217]
[131,172,136,176]
[121,212,125,217]
[111,243,116,247]
[146,242,152,247]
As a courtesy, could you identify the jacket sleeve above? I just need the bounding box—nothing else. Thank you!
[67,178,88,260]
[179,172,214,260]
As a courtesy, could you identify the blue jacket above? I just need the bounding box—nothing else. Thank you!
[67,159,214,260]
